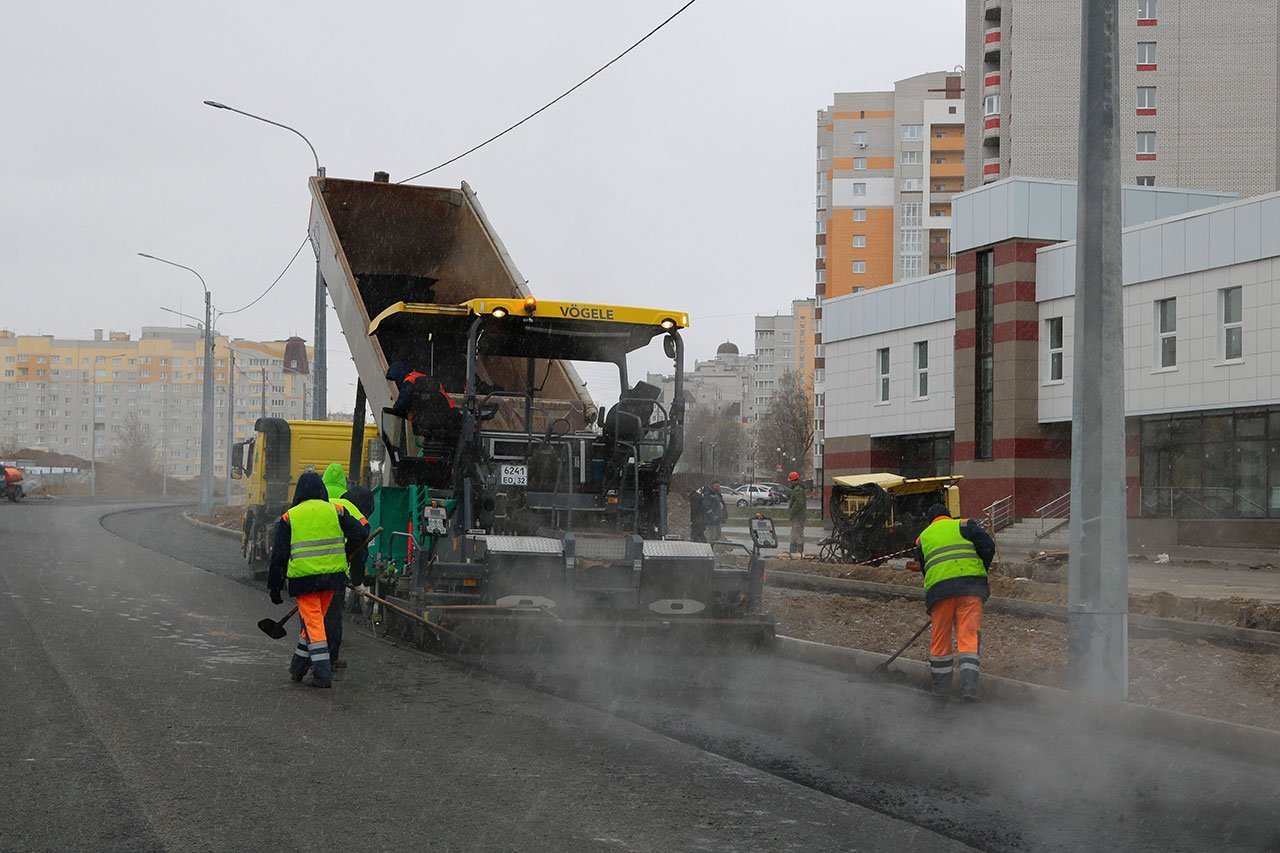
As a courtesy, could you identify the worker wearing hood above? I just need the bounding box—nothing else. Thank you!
[267,471,367,688]
[322,462,348,501]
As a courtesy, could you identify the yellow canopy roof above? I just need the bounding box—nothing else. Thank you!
[831,472,962,495]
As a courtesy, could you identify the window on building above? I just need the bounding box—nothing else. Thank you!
[975,250,995,459]
[852,235,867,248]
[1138,0,1156,20]
[983,94,1001,116]
[901,178,923,191]
[1137,41,1157,65]
[1156,297,1177,368]
[1137,86,1157,110]
[853,157,866,170]
[816,193,828,209]
[816,269,826,284]
[901,256,923,279]
[877,348,890,402]
[1221,287,1243,361]
[816,219,826,235]
[914,341,929,397]
[853,131,868,146]
[816,244,826,260]
[1137,131,1156,155]
[1046,317,1064,382]
[852,261,866,274]
[853,208,867,222]
[817,144,829,159]
[901,150,921,165]
[901,124,923,141]
[1136,176,1156,186]
[852,183,867,196]
[900,228,923,253]
[901,202,922,226]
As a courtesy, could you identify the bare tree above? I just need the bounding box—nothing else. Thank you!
[115,413,159,479]
[680,405,747,480]
[756,370,814,478]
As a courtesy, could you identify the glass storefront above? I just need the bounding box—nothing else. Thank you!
[1140,407,1280,518]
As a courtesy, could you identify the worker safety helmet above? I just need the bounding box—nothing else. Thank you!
[788,471,800,482]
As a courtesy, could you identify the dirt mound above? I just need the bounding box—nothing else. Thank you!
[10,446,197,498]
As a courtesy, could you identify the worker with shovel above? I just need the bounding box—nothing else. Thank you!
[267,472,368,688]
[914,503,995,701]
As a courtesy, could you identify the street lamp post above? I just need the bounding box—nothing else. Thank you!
[139,253,215,515]
[203,100,327,420]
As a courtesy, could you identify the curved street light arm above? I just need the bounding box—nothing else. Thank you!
[203,100,322,175]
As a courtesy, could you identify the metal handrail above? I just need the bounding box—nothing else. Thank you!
[1035,491,1071,536]
[982,495,1015,532]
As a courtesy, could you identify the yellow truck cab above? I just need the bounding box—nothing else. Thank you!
[233,418,378,575]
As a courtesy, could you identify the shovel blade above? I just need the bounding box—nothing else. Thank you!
[258,617,288,640]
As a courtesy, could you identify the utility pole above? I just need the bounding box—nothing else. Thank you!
[260,367,267,420]
[1068,0,1128,700]
[225,345,235,500]
[200,291,215,514]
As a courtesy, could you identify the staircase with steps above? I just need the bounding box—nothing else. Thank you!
[993,517,1069,558]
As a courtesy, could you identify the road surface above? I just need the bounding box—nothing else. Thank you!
[1,500,957,852]
[8,500,1280,851]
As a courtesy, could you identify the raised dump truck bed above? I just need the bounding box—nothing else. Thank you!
[307,177,590,416]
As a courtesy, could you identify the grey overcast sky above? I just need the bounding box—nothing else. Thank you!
[1,0,962,408]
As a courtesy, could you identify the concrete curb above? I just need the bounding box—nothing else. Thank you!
[180,510,240,541]
[773,635,1280,767]
[768,570,1280,649]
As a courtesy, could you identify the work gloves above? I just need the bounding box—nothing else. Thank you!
[270,588,283,605]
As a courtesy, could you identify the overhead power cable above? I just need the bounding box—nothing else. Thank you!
[220,235,312,316]
[397,0,700,184]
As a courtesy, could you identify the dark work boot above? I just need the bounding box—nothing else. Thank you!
[929,655,954,696]
[288,644,311,683]
[958,656,980,702]
[309,641,333,688]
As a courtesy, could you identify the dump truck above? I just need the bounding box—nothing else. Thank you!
[308,176,775,642]
[232,418,378,577]
[821,473,961,565]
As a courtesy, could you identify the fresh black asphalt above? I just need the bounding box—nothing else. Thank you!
[2,500,965,852]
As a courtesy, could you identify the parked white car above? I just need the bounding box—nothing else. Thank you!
[733,484,777,507]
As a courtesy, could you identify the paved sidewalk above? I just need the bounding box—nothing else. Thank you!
[721,527,1280,603]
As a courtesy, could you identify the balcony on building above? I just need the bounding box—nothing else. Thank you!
[984,0,1001,19]
[983,73,1000,95]
[982,156,1001,184]
[983,115,1001,139]
[983,26,1001,57]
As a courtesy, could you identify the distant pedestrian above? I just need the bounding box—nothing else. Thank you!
[688,486,707,542]
[787,471,806,556]
[913,502,995,701]
[267,472,367,689]
[703,482,728,544]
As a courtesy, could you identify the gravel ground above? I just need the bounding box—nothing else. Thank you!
[766,586,1280,731]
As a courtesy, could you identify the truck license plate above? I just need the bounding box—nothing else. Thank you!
[500,464,528,486]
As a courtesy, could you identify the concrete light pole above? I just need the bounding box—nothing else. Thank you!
[225,345,235,500]
[203,100,327,420]
[1068,0,1129,700]
[140,253,215,515]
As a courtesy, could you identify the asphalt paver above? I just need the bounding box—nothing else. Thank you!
[2,501,963,852]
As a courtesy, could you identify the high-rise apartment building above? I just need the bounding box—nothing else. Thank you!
[0,327,314,477]
[815,74,966,492]
[752,298,816,419]
[816,71,966,303]
[966,0,1280,195]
